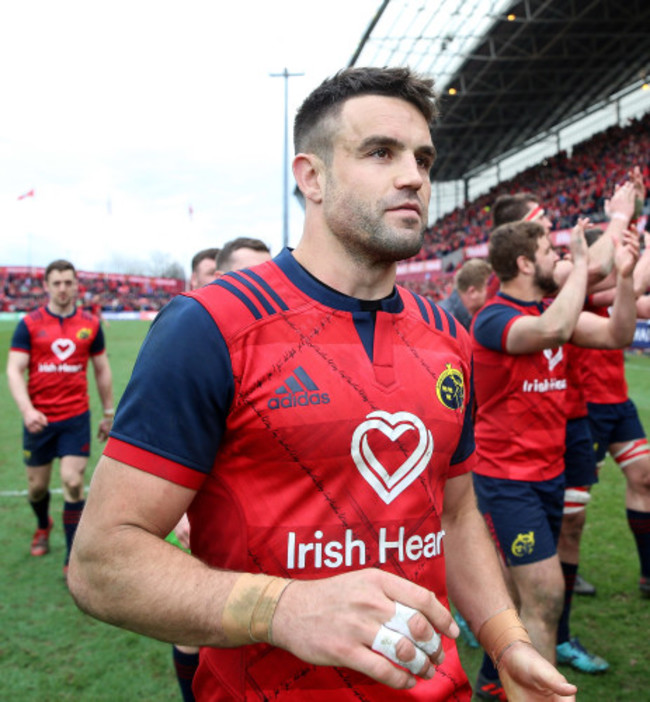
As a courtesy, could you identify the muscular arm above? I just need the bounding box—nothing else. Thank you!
[69,456,238,646]
[571,228,640,349]
[442,473,512,629]
[443,474,577,700]
[90,352,115,440]
[505,224,589,355]
[6,350,48,432]
[553,182,636,290]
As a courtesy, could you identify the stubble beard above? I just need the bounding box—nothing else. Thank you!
[534,264,559,296]
[324,187,426,265]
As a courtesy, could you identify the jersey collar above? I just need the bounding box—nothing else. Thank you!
[274,248,404,314]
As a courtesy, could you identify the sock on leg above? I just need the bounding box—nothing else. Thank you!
[558,562,577,645]
[63,500,85,566]
[173,646,199,702]
[627,508,650,578]
[30,491,51,530]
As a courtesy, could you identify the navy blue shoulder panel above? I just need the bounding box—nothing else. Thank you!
[240,269,289,311]
[437,303,458,339]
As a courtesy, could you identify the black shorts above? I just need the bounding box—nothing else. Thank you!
[23,411,91,466]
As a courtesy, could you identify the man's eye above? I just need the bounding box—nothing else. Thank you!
[371,148,389,158]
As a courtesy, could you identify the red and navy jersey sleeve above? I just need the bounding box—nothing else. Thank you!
[10,318,30,352]
[473,300,522,352]
[89,324,106,355]
[106,295,234,489]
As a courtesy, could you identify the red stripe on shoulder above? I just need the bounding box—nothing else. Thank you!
[104,437,205,490]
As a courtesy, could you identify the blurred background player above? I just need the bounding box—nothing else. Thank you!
[215,237,272,275]
[189,247,221,289]
[575,224,650,602]
[439,258,492,331]
[6,259,114,579]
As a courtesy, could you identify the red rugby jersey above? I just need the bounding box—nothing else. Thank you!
[576,303,627,404]
[106,250,475,701]
[472,294,567,482]
[10,306,104,421]
[564,343,588,420]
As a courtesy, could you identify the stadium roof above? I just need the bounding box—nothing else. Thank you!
[349,0,650,182]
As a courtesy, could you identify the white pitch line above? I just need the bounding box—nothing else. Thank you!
[0,487,89,497]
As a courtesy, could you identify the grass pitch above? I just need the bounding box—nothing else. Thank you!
[0,320,648,700]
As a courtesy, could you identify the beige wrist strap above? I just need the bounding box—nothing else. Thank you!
[477,608,532,668]
[222,573,293,646]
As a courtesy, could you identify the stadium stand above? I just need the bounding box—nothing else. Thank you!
[396,111,650,298]
[0,266,184,314]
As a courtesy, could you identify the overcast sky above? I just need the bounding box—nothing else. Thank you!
[0,1,381,276]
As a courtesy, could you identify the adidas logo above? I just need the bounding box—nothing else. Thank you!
[267,366,330,410]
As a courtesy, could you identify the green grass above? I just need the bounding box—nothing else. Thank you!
[0,320,177,701]
[1,320,649,700]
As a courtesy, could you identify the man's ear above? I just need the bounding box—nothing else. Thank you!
[516,254,534,276]
[293,153,324,204]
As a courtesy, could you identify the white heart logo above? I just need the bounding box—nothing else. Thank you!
[51,338,76,361]
[351,411,433,504]
[543,347,563,371]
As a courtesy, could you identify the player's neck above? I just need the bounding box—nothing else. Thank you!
[293,235,396,301]
[499,278,540,303]
[47,301,75,317]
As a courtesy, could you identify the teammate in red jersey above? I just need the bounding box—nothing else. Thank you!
[574,224,650,602]
[68,67,576,701]
[6,259,114,577]
[471,216,638,698]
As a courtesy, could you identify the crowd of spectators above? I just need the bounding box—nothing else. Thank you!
[403,110,650,298]
[0,268,183,314]
[3,112,648,312]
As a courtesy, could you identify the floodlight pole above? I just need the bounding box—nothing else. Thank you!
[271,68,303,249]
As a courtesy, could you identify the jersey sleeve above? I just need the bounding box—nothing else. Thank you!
[89,324,106,355]
[472,303,521,352]
[10,318,30,352]
[448,351,477,477]
[105,295,234,489]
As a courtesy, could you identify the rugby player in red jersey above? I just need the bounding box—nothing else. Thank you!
[7,259,114,577]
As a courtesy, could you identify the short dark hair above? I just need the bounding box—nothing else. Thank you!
[293,66,438,161]
[45,259,76,281]
[492,193,539,228]
[191,247,220,273]
[216,237,270,272]
[489,221,546,282]
[455,259,492,292]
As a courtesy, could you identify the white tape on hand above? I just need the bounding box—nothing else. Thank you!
[372,624,427,675]
[385,602,441,656]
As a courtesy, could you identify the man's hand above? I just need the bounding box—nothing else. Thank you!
[97,417,113,442]
[271,568,459,690]
[499,640,577,701]
[568,217,590,266]
[173,513,191,550]
[629,165,647,206]
[23,407,48,434]
[605,181,636,224]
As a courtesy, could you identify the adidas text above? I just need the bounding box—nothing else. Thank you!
[268,391,330,410]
